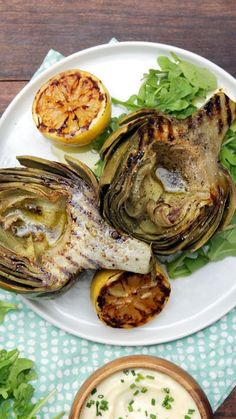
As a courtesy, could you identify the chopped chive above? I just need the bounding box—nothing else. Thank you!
[100,400,109,411]
[121,379,124,383]
[91,388,97,395]
[150,414,156,419]
[151,398,156,405]
[135,373,144,382]
[133,389,139,396]
[163,387,170,393]
[95,401,101,416]
[128,404,134,412]
[146,374,155,380]
[130,383,136,389]
[141,387,148,393]
[123,369,129,375]
[188,409,195,414]
[162,394,174,409]
[131,369,136,376]
[98,394,104,399]
[86,399,95,408]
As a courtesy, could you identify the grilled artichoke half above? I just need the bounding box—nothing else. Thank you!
[0,156,153,298]
[100,92,236,255]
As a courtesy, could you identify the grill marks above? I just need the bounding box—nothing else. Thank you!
[225,94,233,126]
[188,93,235,136]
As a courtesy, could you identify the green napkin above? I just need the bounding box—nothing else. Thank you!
[0,47,235,418]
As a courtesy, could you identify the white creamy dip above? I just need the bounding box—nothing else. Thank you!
[80,368,201,419]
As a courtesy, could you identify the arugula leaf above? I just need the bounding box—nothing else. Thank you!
[0,301,17,324]
[93,159,105,177]
[0,400,12,419]
[92,115,125,151]
[92,114,128,177]
[23,389,56,419]
[220,127,236,183]
[178,60,217,90]
[13,383,35,418]
[112,52,217,118]
[0,348,55,418]
[166,214,236,278]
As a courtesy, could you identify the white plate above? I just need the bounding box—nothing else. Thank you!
[1,42,236,346]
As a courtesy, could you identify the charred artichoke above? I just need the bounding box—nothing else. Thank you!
[100,92,236,255]
[0,156,153,297]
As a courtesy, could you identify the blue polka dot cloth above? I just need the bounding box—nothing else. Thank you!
[0,46,235,418]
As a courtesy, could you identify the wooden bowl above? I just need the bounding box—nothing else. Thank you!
[69,355,213,418]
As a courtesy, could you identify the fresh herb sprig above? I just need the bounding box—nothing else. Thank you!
[0,348,59,418]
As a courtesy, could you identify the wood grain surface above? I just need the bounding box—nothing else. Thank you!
[0,1,235,416]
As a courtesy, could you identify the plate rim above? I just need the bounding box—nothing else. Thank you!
[1,40,236,128]
[1,41,236,345]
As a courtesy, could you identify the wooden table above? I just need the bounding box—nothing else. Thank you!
[0,1,235,416]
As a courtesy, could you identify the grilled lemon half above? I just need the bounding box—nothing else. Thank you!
[91,265,171,328]
[32,69,111,146]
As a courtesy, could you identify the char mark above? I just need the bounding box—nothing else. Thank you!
[155,116,164,133]
[225,94,232,126]
[167,119,175,142]
[214,94,221,112]
[204,98,214,116]
[218,118,224,134]
[127,150,144,169]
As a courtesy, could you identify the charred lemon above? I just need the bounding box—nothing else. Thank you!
[91,265,171,328]
[32,69,111,146]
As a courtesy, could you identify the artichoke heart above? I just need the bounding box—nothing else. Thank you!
[0,156,152,297]
[100,92,236,254]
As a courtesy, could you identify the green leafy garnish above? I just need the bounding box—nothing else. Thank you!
[92,115,127,177]
[92,115,124,151]
[166,213,236,278]
[0,301,17,324]
[0,348,56,418]
[93,159,105,178]
[112,52,217,118]
[220,123,236,183]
